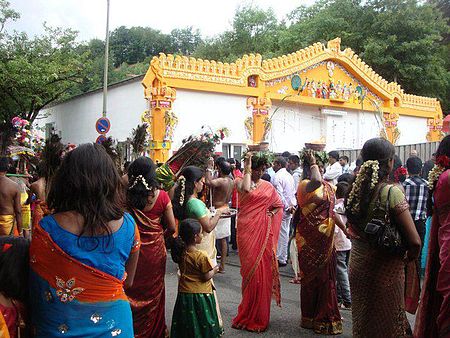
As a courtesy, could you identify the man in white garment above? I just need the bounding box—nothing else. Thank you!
[323,150,341,185]
[288,155,302,189]
[272,156,296,267]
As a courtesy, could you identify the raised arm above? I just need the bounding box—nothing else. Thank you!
[236,152,252,193]
[304,150,322,193]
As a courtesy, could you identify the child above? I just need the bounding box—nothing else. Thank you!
[170,219,222,338]
[334,182,352,310]
[0,236,29,338]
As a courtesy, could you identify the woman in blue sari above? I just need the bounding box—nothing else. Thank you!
[30,143,140,337]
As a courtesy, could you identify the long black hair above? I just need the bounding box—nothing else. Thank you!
[345,137,395,224]
[172,166,204,220]
[47,143,125,237]
[0,237,29,303]
[127,157,158,210]
[427,135,450,216]
[170,218,201,263]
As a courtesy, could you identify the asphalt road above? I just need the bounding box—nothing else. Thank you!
[164,252,417,337]
[164,255,354,337]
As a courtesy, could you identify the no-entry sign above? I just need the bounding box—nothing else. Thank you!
[95,117,111,134]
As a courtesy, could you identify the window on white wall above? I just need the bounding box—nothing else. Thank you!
[222,143,245,161]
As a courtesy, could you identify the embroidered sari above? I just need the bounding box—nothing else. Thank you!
[349,184,411,338]
[30,215,139,337]
[296,180,342,335]
[232,180,283,332]
[126,207,167,338]
[414,169,450,338]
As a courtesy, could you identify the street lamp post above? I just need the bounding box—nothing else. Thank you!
[102,0,110,118]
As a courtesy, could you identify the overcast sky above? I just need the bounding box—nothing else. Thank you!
[7,0,316,41]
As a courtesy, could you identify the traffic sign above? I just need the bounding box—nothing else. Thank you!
[95,117,111,134]
[96,135,107,144]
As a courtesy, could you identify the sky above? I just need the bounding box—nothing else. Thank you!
[7,0,316,42]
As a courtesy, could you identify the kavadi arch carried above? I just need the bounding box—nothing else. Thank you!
[142,37,443,162]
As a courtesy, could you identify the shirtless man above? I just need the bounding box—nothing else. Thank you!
[0,157,22,236]
[205,157,233,272]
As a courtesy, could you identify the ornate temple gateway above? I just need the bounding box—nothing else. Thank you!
[142,38,444,162]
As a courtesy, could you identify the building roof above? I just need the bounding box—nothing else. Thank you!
[143,38,442,119]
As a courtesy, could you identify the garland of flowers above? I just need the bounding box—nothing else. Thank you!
[394,166,408,183]
[347,160,379,214]
[129,175,151,191]
[428,155,450,189]
[178,176,186,205]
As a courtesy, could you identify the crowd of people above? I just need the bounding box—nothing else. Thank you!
[0,135,449,337]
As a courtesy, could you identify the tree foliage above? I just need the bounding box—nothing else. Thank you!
[0,3,91,125]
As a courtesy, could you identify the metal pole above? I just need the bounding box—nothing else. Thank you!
[102,0,110,118]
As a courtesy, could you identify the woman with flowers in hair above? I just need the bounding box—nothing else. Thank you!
[414,135,450,338]
[296,149,343,335]
[126,157,176,338]
[232,151,283,332]
[171,166,227,266]
[345,137,421,338]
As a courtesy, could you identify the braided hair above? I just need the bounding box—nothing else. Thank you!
[172,166,204,220]
[345,138,395,224]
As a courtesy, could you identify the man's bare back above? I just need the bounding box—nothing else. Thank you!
[30,177,46,202]
[0,176,21,215]
[211,176,234,209]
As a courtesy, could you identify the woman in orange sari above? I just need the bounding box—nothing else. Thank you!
[232,152,283,332]
[296,150,343,335]
[414,136,450,337]
[125,157,176,338]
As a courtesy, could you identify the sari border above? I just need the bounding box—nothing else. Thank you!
[32,222,125,284]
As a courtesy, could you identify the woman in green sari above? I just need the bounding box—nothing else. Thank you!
[172,166,228,265]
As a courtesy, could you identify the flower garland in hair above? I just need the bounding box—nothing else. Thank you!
[394,166,408,183]
[178,176,186,205]
[129,175,151,191]
[427,155,450,189]
[347,160,379,214]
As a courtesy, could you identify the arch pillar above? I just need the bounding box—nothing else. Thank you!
[143,80,177,163]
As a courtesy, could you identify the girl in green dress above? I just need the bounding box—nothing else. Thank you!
[170,218,223,338]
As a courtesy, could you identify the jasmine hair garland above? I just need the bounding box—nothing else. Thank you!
[346,160,380,214]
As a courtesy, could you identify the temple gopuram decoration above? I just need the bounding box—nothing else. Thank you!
[142,37,443,158]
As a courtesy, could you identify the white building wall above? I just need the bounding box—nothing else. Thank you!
[37,79,146,144]
[35,79,430,153]
[171,89,248,150]
[397,115,428,145]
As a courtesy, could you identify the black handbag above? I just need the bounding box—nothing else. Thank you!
[364,185,406,255]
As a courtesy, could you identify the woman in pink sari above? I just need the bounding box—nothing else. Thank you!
[414,135,450,337]
[232,152,283,332]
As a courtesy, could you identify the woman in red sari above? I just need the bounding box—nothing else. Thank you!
[232,152,283,332]
[125,157,176,338]
[296,150,343,335]
[415,136,450,338]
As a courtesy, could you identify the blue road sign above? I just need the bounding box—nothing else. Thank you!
[96,134,107,144]
[95,117,111,134]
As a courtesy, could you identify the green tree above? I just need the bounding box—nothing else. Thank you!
[169,27,202,55]
[0,0,92,153]
[194,6,282,61]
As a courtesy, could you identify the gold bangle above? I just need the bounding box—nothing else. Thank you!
[244,168,252,175]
